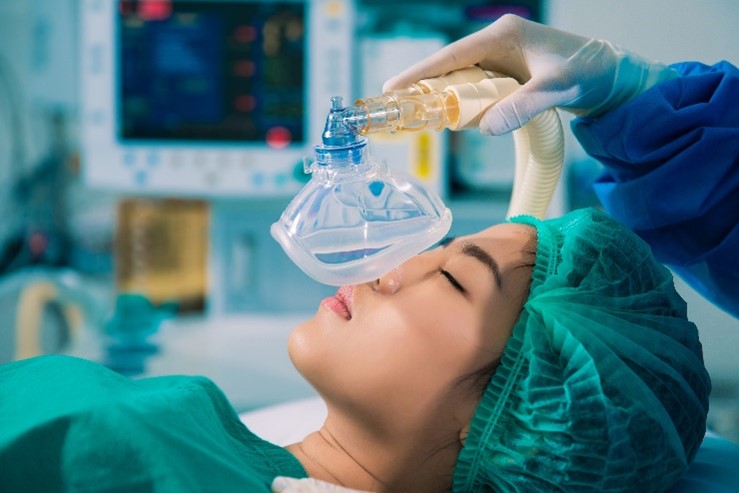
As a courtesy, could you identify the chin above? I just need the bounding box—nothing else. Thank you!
[287,320,342,401]
[287,320,321,382]
[286,324,306,370]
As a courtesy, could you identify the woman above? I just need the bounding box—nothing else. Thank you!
[283,207,710,492]
[0,208,710,492]
[284,216,537,491]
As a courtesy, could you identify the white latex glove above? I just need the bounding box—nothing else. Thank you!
[383,14,678,135]
[271,477,373,493]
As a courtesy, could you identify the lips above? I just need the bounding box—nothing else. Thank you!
[321,285,353,320]
[336,285,353,317]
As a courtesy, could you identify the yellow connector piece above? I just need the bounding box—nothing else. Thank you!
[342,66,520,135]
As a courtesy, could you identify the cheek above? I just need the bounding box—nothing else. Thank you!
[287,312,403,403]
[288,293,493,419]
[357,295,484,387]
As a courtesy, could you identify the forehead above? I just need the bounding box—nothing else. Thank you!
[460,223,536,263]
[468,222,536,246]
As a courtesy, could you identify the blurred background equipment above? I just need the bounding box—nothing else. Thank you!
[109,197,208,374]
[115,198,208,311]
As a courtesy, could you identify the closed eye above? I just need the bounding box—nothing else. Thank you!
[439,268,466,294]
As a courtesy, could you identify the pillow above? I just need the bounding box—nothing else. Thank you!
[240,396,326,446]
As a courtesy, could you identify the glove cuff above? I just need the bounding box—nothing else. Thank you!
[581,40,678,118]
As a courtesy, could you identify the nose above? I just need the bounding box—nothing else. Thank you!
[374,266,403,295]
[372,249,437,295]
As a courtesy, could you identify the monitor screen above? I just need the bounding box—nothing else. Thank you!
[118,1,305,145]
[82,0,351,195]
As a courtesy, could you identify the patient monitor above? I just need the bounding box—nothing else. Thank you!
[80,0,352,197]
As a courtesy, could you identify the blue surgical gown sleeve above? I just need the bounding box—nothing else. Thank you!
[571,61,739,318]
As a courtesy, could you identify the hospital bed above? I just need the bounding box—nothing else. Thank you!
[241,398,739,492]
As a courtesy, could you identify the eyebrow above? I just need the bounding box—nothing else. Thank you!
[442,237,503,289]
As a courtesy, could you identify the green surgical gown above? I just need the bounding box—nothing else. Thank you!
[0,355,307,492]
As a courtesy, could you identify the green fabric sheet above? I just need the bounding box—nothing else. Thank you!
[0,355,307,492]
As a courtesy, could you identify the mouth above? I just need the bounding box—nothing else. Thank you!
[321,285,353,320]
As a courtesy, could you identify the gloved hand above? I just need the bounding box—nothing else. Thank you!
[271,477,373,493]
[383,14,678,135]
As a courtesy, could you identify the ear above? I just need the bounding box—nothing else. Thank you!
[459,424,470,447]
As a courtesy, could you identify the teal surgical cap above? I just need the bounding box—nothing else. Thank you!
[453,208,711,493]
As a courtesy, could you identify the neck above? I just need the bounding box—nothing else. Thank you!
[286,417,460,493]
[287,427,383,490]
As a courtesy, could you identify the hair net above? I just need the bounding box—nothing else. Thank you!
[452,208,711,493]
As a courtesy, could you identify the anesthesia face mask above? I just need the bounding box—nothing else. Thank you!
[270,97,452,286]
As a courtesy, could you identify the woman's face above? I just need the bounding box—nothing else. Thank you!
[288,222,536,430]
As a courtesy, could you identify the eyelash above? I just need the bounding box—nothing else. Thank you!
[439,268,465,294]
